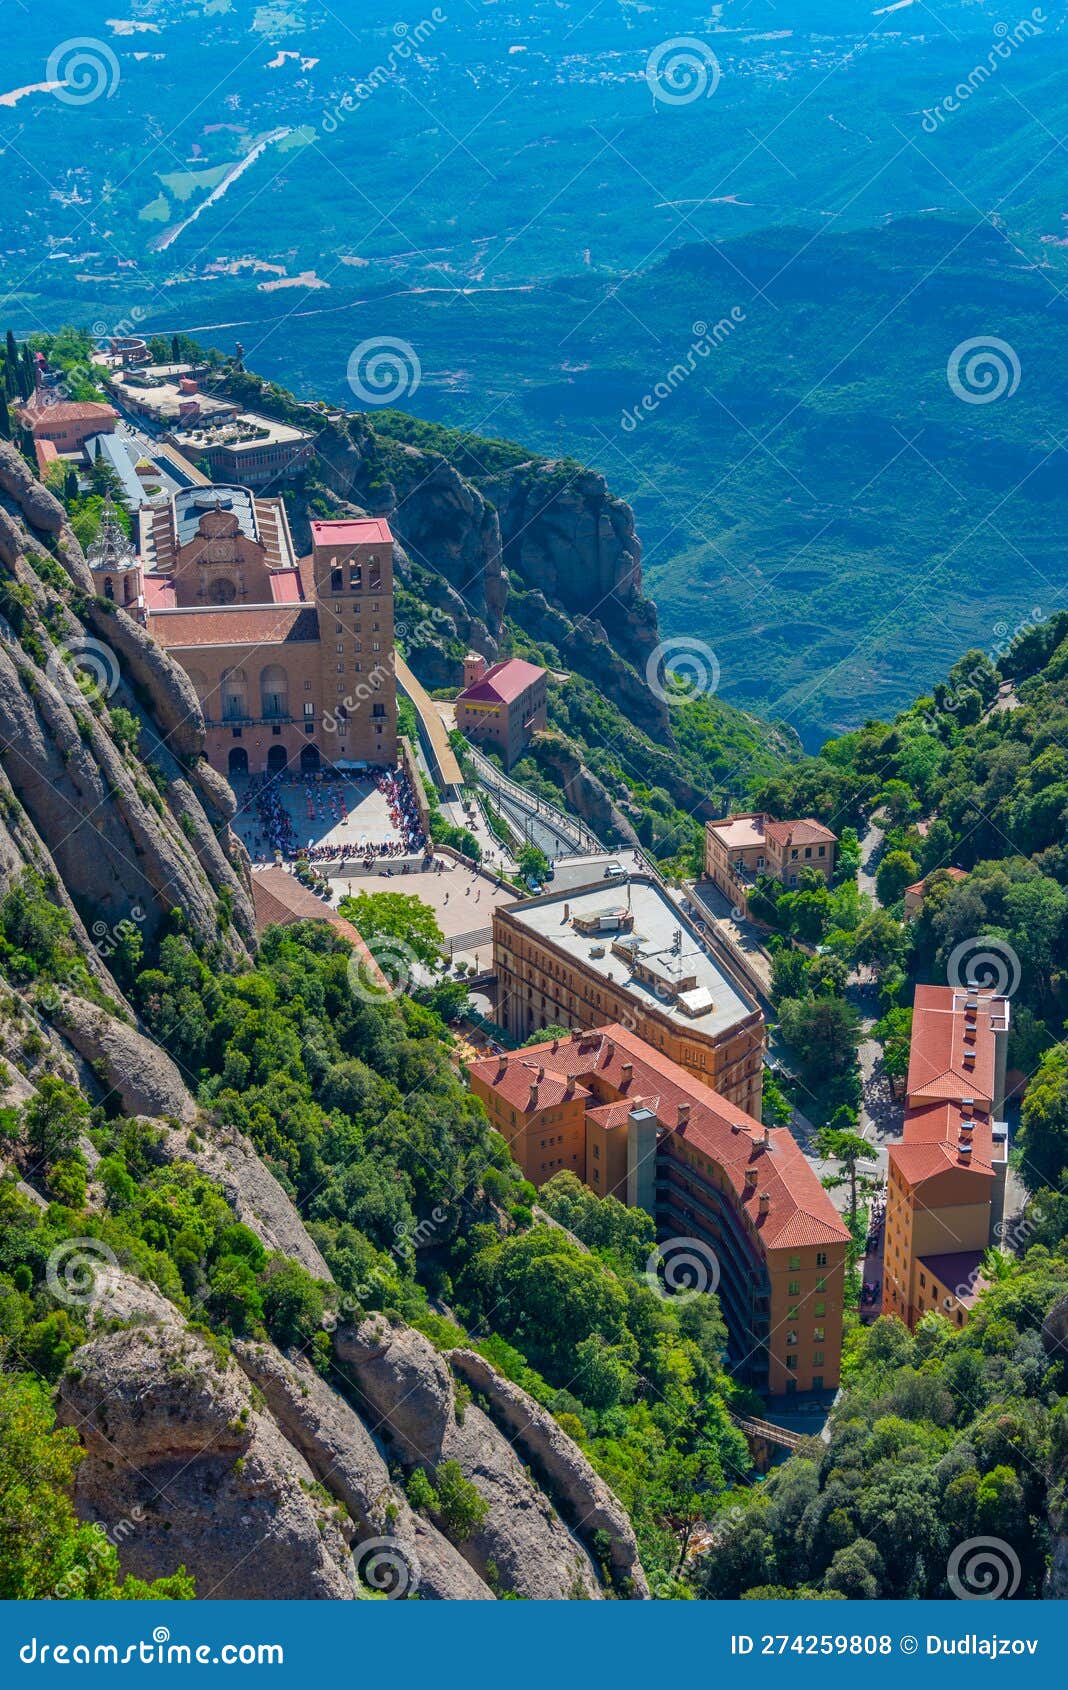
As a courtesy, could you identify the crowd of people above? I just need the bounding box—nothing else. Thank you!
[236,764,427,865]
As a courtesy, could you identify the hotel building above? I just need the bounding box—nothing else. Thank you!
[492,876,765,1115]
[469,1024,849,1397]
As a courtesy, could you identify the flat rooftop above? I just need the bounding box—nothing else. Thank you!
[707,814,767,851]
[170,410,310,450]
[500,876,757,1036]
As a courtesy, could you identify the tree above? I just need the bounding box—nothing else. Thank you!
[517,843,551,883]
[777,996,860,1080]
[817,1114,875,1223]
[337,891,444,969]
[0,391,9,441]
[431,1460,488,1541]
[22,1078,89,1168]
[875,849,919,907]
[522,1024,571,1047]
[0,1373,193,1599]
[258,1257,326,1347]
[835,826,862,881]
[1016,1046,1068,1191]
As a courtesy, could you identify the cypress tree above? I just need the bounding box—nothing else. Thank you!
[0,390,9,440]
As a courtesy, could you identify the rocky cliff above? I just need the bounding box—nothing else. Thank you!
[0,446,645,1600]
[216,375,668,738]
[0,441,254,961]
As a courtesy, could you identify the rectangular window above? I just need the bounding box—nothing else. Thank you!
[815,1277,826,1292]
[816,1251,827,1267]
[814,1301,826,1317]
[788,1279,800,1296]
[303,702,315,718]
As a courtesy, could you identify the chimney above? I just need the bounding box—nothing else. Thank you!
[537,1065,545,1082]
[677,1101,690,1126]
[603,1039,615,1062]
[959,1142,973,1162]
[745,1166,758,1189]
[528,1081,539,1108]
[758,1191,771,1215]
[565,1074,576,1099]
[621,1061,634,1084]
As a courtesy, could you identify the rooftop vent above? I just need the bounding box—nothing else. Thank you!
[620,1061,633,1083]
[677,1101,691,1125]
[758,1191,771,1214]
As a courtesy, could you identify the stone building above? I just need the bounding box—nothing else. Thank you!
[469,1025,849,1397]
[128,487,396,776]
[454,652,547,768]
[492,876,765,1115]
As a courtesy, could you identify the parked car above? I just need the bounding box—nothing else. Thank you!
[603,861,626,879]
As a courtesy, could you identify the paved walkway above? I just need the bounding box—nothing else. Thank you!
[327,855,515,970]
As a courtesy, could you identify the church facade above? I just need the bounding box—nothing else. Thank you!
[89,487,398,777]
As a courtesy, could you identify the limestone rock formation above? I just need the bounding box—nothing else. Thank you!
[58,1272,357,1600]
[53,993,198,1122]
[233,1341,493,1600]
[449,1348,648,1597]
[334,1316,604,1599]
[0,500,253,960]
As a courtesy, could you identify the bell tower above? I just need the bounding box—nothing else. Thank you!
[310,518,397,767]
[87,495,144,620]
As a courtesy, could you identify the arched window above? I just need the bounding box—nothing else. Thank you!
[220,667,247,722]
[103,577,115,601]
[260,663,289,720]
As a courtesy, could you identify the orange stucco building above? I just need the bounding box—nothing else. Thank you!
[492,876,765,1115]
[131,489,396,775]
[704,812,837,913]
[469,1025,849,1398]
[882,984,1010,1330]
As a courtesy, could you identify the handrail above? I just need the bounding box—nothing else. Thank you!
[462,738,607,855]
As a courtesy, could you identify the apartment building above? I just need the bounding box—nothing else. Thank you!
[492,876,765,1115]
[469,1024,849,1397]
[882,984,1010,1330]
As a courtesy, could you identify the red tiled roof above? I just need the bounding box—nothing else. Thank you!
[905,983,1004,1108]
[148,605,319,648]
[19,398,117,434]
[143,575,176,610]
[905,868,968,897]
[457,657,546,707]
[252,868,386,986]
[310,518,393,547]
[470,1024,849,1251]
[763,816,837,849]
